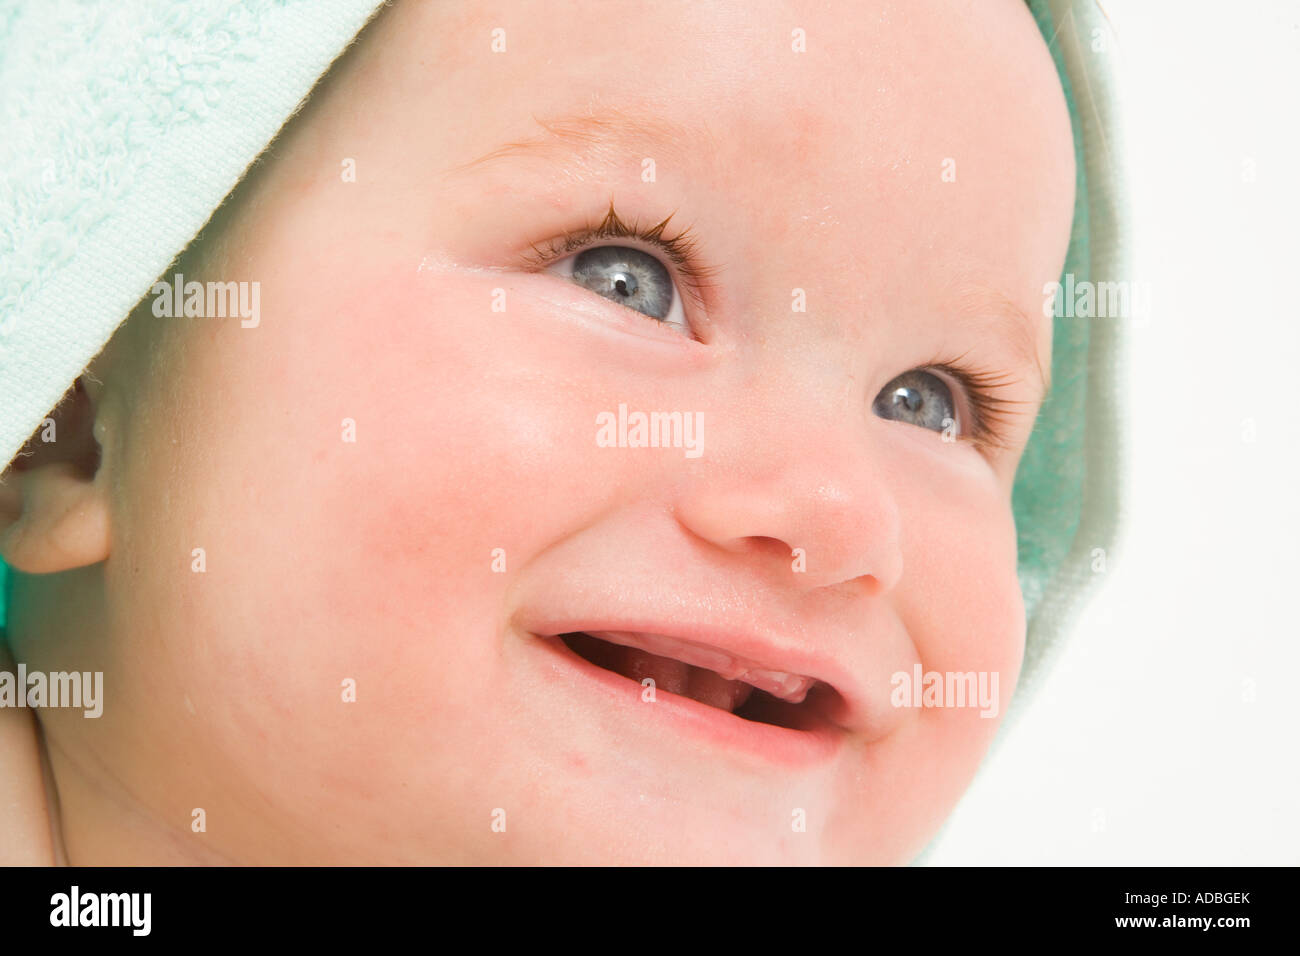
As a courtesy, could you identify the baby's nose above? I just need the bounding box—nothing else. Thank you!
[670,426,903,595]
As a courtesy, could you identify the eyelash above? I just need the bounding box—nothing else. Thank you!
[520,200,722,313]
[522,201,1026,452]
[925,360,1027,452]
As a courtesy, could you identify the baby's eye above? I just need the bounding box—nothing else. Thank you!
[872,369,957,435]
[545,245,690,335]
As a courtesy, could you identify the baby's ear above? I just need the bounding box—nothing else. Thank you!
[0,376,110,573]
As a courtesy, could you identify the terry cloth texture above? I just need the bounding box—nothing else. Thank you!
[1007,0,1128,731]
[0,0,1127,769]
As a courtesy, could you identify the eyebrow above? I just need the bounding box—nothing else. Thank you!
[952,285,1051,393]
[441,104,717,179]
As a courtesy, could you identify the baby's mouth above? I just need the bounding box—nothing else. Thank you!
[558,630,824,729]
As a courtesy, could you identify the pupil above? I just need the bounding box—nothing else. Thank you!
[893,387,922,413]
[611,272,636,297]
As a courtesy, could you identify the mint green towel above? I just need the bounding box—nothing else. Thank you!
[0,0,386,462]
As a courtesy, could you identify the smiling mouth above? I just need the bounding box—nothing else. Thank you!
[558,630,827,730]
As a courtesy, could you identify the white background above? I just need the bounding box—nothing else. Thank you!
[926,0,1300,864]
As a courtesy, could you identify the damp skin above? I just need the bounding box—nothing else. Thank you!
[4,0,1075,864]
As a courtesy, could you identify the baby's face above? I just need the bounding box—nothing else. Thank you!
[47,0,1074,863]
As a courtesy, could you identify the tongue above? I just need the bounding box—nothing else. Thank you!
[685,664,755,712]
[621,645,691,696]
[569,634,754,712]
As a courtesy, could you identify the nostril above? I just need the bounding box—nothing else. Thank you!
[857,573,884,598]
[747,535,796,560]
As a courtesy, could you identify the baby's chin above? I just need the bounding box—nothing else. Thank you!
[272,612,1015,865]
[391,706,997,865]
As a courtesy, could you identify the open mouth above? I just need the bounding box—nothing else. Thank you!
[557,630,833,731]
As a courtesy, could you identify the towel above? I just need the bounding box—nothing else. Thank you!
[0,0,387,464]
[908,0,1130,864]
[1007,0,1128,733]
[0,0,1127,750]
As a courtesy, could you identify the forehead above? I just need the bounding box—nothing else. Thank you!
[373,0,1075,375]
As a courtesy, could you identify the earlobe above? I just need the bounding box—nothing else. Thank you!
[0,463,110,573]
[0,377,111,574]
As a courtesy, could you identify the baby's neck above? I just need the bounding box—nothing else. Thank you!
[0,640,59,864]
[39,734,241,866]
[0,641,235,865]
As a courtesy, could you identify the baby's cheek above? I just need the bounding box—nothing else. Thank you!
[101,265,638,835]
[256,268,681,718]
[329,265,713,590]
[326,271,611,592]
[891,458,1025,770]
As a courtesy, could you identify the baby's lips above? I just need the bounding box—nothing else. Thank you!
[518,596,903,741]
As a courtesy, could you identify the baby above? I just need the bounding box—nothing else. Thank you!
[0,0,1076,864]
